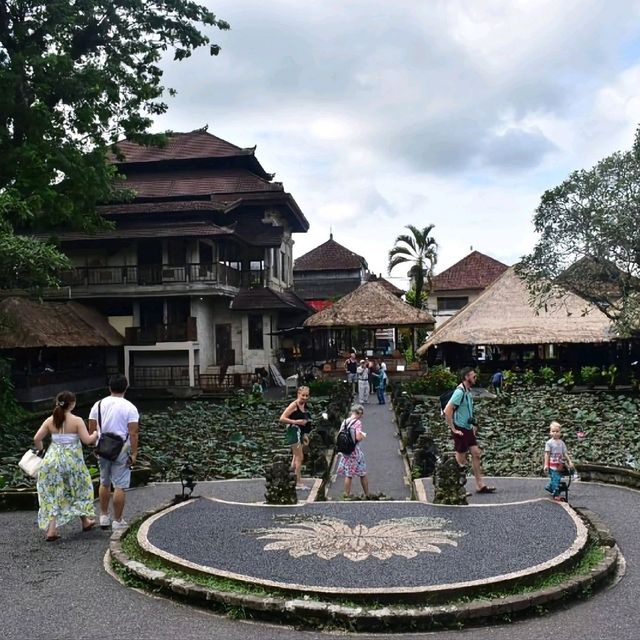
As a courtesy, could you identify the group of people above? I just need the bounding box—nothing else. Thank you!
[32,373,139,541]
[344,351,388,405]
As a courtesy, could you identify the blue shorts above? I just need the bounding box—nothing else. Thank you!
[99,447,131,489]
[347,373,357,383]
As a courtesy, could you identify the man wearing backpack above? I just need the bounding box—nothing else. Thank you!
[443,367,496,494]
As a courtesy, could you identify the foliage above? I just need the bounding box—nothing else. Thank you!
[603,365,618,388]
[502,370,515,390]
[413,387,640,477]
[404,287,430,309]
[308,379,341,396]
[388,224,438,309]
[0,0,229,288]
[523,369,536,386]
[518,143,640,336]
[580,366,601,387]
[539,366,556,386]
[403,345,415,364]
[408,365,457,395]
[558,371,575,388]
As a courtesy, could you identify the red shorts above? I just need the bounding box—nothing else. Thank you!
[452,428,478,454]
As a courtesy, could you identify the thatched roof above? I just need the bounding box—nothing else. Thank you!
[304,281,435,329]
[418,267,616,354]
[0,297,124,349]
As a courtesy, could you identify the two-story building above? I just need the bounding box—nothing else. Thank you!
[35,128,310,390]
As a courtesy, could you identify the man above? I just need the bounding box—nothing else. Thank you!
[443,367,496,494]
[344,352,358,395]
[88,373,139,530]
[357,359,370,404]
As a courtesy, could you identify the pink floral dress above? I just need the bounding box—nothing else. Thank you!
[336,418,367,478]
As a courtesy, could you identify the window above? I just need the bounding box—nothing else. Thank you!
[437,297,469,312]
[248,314,263,349]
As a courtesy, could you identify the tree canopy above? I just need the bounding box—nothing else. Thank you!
[0,0,228,288]
[387,224,438,309]
[518,141,640,336]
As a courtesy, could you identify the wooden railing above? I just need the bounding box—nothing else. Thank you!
[125,318,197,345]
[129,366,253,391]
[58,262,244,288]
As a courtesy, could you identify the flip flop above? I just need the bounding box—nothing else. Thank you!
[45,534,60,542]
[476,485,496,494]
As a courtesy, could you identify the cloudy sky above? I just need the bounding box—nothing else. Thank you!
[154,0,640,281]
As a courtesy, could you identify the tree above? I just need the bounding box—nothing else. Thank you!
[0,0,229,288]
[387,224,438,309]
[518,145,640,336]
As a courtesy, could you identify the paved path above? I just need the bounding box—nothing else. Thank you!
[326,397,410,500]
[1,478,639,639]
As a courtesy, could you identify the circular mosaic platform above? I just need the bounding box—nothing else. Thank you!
[138,496,588,597]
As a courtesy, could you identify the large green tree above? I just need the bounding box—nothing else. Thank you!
[0,0,228,289]
[387,224,438,309]
[518,141,640,336]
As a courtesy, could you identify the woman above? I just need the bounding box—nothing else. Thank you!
[280,385,312,490]
[374,361,388,404]
[336,404,370,498]
[33,390,99,541]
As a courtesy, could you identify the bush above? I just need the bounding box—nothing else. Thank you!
[580,366,601,387]
[539,366,556,386]
[523,369,536,386]
[408,365,458,395]
[308,379,341,397]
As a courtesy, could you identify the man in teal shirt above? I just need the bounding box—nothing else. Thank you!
[444,367,496,494]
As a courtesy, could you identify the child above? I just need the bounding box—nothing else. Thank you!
[544,421,574,501]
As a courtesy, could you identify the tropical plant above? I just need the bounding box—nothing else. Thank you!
[558,371,575,390]
[408,365,457,395]
[502,370,516,390]
[580,366,601,388]
[603,365,618,389]
[539,366,556,386]
[387,224,438,309]
[0,0,229,289]
[523,369,536,386]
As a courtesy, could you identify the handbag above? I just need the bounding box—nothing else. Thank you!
[94,400,126,461]
[19,449,44,478]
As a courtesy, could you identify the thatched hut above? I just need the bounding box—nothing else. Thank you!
[416,267,618,369]
[304,281,435,361]
[0,297,124,403]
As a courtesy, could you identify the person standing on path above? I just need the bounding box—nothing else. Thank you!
[372,361,388,404]
[544,421,574,501]
[33,391,98,541]
[280,385,312,491]
[444,367,496,494]
[357,359,370,404]
[344,352,358,395]
[88,373,139,531]
[336,404,370,498]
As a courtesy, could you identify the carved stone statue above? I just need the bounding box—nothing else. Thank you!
[265,453,298,505]
[413,432,438,477]
[433,452,468,505]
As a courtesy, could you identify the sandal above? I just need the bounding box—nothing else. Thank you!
[476,485,496,494]
[82,519,96,532]
[45,533,60,542]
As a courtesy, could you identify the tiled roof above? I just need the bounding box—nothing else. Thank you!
[97,200,220,215]
[114,130,246,163]
[230,288,311,312]
[37,222,234,243]
[432,251,509,292]
[117,169,281,199]
[366,274,405,297]
[293,236,366,271]
[293,278,362,300]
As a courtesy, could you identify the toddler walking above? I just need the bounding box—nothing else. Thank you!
[544,421,574,501]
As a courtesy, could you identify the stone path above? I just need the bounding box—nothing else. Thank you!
[2,478,640,639]
[326,395,410,500]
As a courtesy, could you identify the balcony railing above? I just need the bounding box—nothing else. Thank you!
[58,262,244,289]
[129,366,252,391]
[125,318,197,345]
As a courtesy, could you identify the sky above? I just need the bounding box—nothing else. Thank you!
[154,0,640,281]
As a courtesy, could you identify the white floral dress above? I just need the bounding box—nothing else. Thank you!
[36,432,94,530]
[336,419,367,478]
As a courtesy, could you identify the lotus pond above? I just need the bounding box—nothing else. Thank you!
[413,386,640,477]
[0,396,330,490]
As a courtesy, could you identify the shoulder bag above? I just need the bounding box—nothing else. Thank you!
[94,400,126,461]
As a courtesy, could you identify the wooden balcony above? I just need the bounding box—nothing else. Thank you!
[125,318,197,345]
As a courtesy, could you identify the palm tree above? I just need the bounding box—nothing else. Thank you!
[387,224,438,309]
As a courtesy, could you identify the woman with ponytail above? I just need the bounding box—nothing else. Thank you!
[33,391,99,541]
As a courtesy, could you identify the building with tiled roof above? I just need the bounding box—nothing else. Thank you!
[13,128,312,393]
[427,250,509,325]
[293,234,369,310]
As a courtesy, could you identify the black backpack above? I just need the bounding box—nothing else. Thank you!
[336,418,357,455]
[439,384,463,413]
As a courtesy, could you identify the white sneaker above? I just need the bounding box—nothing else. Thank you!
[99,514,111,530]
[111,519,128,531]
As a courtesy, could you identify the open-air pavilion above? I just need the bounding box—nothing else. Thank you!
[416,267,620,370]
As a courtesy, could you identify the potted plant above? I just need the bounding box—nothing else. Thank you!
[558,370,575,391]
[580,365,600,389]
[523,369,536,386]
[539,366,556,386]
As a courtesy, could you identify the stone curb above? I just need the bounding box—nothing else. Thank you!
[108,504,620,632]
[576,464,640,491]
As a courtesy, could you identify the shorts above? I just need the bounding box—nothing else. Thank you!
[99,446,131,489]
[346,373,357,384]
[452,428,478,454]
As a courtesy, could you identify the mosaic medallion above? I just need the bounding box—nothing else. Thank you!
[249,516,466,562]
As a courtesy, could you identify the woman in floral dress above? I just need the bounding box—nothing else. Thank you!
[337,404,370,498]
[33,391,98,540]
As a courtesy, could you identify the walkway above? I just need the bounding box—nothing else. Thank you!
[326,396,410,500]
[1,478,639,639]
